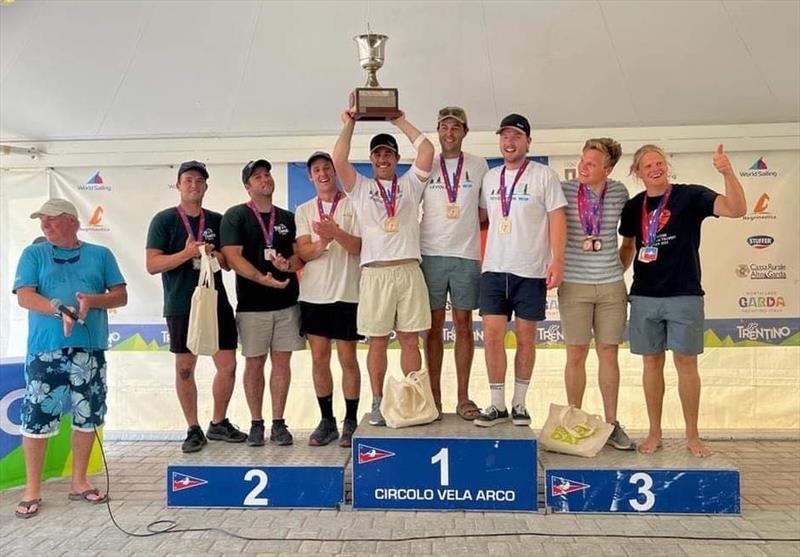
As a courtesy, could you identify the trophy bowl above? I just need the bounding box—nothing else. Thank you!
[349,33,400,121]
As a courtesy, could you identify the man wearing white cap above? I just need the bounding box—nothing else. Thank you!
[421,107,488,420]
[332,110,434,426]
[12,199,128,518]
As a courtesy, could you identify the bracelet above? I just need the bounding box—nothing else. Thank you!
[412,134,427,150]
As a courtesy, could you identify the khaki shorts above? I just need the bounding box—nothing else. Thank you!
[557,280,628,345]
[358,262,431,337]
[236,306,305,357]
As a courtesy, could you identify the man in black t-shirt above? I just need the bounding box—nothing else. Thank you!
[221,159,304,447]
[619,144,746,458]
[146,161,246,453]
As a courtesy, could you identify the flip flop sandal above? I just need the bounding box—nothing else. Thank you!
[15,498,41,519]
[68,488,108,504]
[456,400,481,421]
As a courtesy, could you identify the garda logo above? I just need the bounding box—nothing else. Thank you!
[78,171,112,192]
[735,263,787,280]
[81,205,110,232]
[739,157,778,178]
[747,235,774,249]
[735,322,792,342]
[737,292,786,313]
[743,193,776,221]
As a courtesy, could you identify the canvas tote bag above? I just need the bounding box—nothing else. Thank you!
[186,248,219,356]
[538,403,614,457]
[381,369,440,428]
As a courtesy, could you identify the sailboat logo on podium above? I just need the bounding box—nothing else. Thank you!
[358,444,395,464]
[171,471,208,492]
[550,475,591,496]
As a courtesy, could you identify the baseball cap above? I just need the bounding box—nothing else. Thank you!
[177,160,209,180]
[30,198,78,219]
[496,113,531,137]
[241,159,272,184]
[437,106,468,128]
[306,151,333,169]
[369,133,399,155]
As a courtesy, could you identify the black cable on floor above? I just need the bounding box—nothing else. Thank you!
[93,429,800,544]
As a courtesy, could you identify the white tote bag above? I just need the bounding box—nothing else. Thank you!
[381,369,440,428]
[186,249,219,356]
[538,403,614,457]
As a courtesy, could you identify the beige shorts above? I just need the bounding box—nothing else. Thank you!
[557,280,628,345]
[358,262,431,337]
[236,306,305,357]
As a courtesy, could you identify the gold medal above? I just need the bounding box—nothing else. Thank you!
[582,237,593,252]
[384,216,399,233]
[499,217,512,235]
[446,203,460,219]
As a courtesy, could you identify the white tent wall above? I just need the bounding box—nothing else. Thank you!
[1,122,798,438]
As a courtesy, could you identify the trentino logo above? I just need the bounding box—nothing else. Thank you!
[740,157,777,178]
[743,193,776,221]
[79,170,112,191]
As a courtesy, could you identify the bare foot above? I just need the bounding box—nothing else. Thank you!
[687,438,713,458]
[637,434,663,454]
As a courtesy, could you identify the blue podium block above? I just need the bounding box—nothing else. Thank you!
[352,414,537,512]
[166,441,348,509]
[542,441,741,514]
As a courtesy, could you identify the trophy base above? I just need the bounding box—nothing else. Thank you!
[350,88,401,121]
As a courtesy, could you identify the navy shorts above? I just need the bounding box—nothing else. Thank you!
[479,272,547,322]
[166,302,238,354]
[300,301,363,341]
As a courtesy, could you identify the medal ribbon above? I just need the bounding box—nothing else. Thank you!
[316,191,342,220]
[375,175,399,218]
[176,206,205,242]
[576,183,607,237]
[439,153,464,204]
[499,160,529,218]
[640,186,672,247]
[247,201,277,247]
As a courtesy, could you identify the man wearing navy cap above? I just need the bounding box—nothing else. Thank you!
[295,151,363,446]
[221,159,304,447]
[476,114,567,427]
[146,161,246,453]
[333,111,434,426]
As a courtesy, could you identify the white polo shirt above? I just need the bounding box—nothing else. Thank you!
[295,195,361,304]
[346,170,427,266]
[480,161,567,278]
[421,152,489,260]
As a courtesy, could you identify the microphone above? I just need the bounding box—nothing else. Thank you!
[51,298,85,325]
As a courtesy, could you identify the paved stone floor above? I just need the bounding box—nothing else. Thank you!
[1,437,799,556]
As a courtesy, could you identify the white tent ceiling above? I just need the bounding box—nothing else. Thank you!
[1,0,798,142]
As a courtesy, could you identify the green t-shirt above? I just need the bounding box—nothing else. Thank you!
[145,207,231,316]
[220,203,299,312]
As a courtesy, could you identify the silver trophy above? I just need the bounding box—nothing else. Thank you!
[349,33,400,120]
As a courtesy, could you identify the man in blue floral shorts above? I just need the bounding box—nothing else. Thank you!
[12,199,128,518]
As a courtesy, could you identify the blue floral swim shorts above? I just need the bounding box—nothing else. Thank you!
[21,348,107,437]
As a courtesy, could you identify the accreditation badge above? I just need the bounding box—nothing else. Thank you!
[384,216,399,233]
[192,257,201,270]
[264,248,277,261]
[638,246,658,263]
[208,255,221,273]
[499,217,512,235]
[446,203,460,219]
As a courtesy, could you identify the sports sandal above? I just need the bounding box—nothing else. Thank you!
[456,399,481,421]
[68,488,108,504]
[15,498,41,519]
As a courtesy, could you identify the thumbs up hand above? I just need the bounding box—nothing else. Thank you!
[712,144,733,176]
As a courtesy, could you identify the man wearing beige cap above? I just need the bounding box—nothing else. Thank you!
[421,107,488,420]
[12,199,127,518]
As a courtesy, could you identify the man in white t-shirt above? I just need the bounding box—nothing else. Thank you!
[295,151,363,447]
[421,107,488,421]
[476,113,567,427]
[332,110,434,426]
